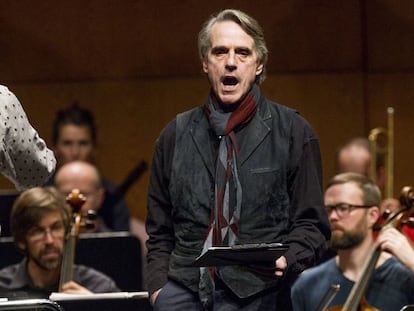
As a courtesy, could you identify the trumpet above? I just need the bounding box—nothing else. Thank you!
[368,107,394,198]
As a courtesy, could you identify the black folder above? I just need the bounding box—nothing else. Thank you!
[49,292,151,311]
[193,243,288,267]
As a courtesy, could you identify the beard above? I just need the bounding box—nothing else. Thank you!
[330,214,368,250]
[29,245,62,271]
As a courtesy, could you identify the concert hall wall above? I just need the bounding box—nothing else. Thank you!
[1,0,413,220]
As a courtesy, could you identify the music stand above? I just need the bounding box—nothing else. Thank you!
[0,299,64,311]
[50,292,151,311]
[0,190,19,237]
[0,232,144,291]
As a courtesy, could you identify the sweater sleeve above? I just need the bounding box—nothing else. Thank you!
[0,85,56,190]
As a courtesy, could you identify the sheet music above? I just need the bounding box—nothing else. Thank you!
[49,291,148,301]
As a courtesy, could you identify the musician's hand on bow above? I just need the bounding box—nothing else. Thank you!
[377,227,414,273]
[61,280,93,294]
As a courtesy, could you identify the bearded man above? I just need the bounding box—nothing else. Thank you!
[291,172,414,311]
[0,187,119,299]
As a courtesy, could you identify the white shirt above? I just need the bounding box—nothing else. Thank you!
[0,85,56,190]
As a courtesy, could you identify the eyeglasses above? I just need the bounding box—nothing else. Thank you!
[27,222,65,242]
[324,203,373,218]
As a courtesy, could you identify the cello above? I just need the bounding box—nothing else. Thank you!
[326,186,414,311]
[58,189,95,291]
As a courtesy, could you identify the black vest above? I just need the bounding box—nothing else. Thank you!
[168,96,296,299]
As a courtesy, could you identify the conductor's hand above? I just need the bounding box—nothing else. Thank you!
[61,281,93,294]
[274,255,287,277]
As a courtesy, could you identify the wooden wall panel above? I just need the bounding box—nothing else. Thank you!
[366,0,414,70]
[0,0,362,82]
[0,0,413,221]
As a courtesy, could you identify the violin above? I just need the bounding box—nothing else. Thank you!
[58,189,96,291]
[326,186,414,311]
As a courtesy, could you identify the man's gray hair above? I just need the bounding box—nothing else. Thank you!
[198,9,268,84]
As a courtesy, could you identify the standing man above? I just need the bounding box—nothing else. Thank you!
[291,173,414,310]
[0,187,120,299]
[146,9,330,310]
[0,85,56,190]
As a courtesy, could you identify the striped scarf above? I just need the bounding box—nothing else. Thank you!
[198,84,259,309]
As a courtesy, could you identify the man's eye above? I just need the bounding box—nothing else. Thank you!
[79,141,91,147]
[29,228,43,236]
[338,206,348,213]
[51,223,64,231]
[212,48,227,55]
[237,49,251,56]
[62,141,74,146]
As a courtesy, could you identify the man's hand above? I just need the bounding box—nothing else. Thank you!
[150,288,162,305]
[61,281,93,294]
[377,227,414,273]
[274,255,287,277]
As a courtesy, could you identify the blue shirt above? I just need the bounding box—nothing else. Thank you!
[291,256,414,311]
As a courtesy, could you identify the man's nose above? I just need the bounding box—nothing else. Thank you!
[328,208,340,221]
[44,229,55,243]
[69,144,82,159]
[225,51,237,70]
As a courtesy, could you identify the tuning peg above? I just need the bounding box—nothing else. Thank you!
[406,217,414,228]
[84,220,96,230]
[85,209,97,220]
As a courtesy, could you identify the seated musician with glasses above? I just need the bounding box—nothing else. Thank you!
[0,187,120,299]
[291,172,414,311]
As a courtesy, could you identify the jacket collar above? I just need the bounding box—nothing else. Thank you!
[188,93,271,175]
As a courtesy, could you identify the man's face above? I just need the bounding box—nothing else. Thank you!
[202,20,263,105]
[324,183,369,250]
[21,211,65,271]
[54,125,95,165]
[338,145,371,176]
[55,164,104,214]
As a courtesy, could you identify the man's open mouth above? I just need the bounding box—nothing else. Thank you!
[222,76,238,86]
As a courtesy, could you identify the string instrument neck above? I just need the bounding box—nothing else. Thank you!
[58,190,86,292]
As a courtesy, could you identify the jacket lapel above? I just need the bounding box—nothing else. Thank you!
[189,113,215,177]
[238,103,272,166]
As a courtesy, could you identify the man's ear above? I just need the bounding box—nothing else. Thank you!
[202,60,208,74]
[368,206,381,229]
[17,241,27,252]
[96,188,105,210]
[256,62,264,76]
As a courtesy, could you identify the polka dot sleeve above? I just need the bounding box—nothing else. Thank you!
[0,85,56,190]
